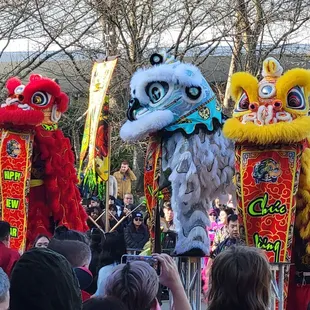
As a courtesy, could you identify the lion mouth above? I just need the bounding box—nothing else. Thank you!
[1,99,33,111]
[241,105,292,126]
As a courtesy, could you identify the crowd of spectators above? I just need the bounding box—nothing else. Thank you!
[0,161,274,310]
[0,216,272,310]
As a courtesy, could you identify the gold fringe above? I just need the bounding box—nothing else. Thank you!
[296,148,310,253]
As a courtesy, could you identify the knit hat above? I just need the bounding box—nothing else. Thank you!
[10,248,82,310]
[133,211,143,219]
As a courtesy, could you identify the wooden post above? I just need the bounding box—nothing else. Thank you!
[105,118,111,232]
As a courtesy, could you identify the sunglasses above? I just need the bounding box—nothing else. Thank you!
[134,217,143,222]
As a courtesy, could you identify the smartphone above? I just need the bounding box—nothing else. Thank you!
[121,254,159,271]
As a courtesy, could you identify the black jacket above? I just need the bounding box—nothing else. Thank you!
[124,223,149,250]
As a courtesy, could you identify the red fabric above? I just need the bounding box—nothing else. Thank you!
[81,290,91,302]
[0,242,20,277]
[26,127,88,247]
[287,265,310,310]
[287,284,310,310]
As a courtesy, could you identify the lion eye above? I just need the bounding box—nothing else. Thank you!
[31,92,49,106]
[287,86,305,110]
[185,86,202,100]
[145,81,169,105]
[235,92,250,112]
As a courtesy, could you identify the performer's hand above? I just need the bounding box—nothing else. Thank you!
[152,253,182,291]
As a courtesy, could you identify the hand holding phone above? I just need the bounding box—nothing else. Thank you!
[152,253,182,291]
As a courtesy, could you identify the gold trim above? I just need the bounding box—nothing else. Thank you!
[30,179,44,187]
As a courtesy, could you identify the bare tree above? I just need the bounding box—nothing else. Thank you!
[0,0,102,90]
[221,0,310,106]
[2,0,310,191]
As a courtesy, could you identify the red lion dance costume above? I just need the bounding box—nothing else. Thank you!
[0,74,88,251]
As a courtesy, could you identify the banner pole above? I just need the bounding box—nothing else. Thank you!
[105,112,111,232]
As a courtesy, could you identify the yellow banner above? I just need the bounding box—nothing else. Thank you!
[79,59,117,189]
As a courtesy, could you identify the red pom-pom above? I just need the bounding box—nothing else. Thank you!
[6,77,22,95]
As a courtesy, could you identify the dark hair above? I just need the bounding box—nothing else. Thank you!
[82,297,128,310]
[227,214,238,224]
[89,207,101,214]
[48,239,91,267]
[10,248,82,310]
[0,221,10,241]
[129,221,147,233]
[33,234,51,247]
[121,161,129,166]
[208,246,271,310]
[109,204,118,213]
[220,207,235,217]
[88,230,103,282]
[97,231,127,271]
[54,225,89,244]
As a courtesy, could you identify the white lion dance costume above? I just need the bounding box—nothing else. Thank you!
[120,52,234,255]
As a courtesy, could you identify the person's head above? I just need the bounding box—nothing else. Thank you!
[33,234,50,248]
[48,239,91,268]
[0,221,10,246]
[209,210,217,223]
[105,261,159,310]
[132,212,144,228]
[82,297,128,310]
[90,196,100,208]
[163,202,173,222]
[98,231,127,269]
[124,193,133,206]
[90,207,100,220]
[108,204,118,220]
[214,198,220,207]
[120,161,129,173]
[0,268,9,310]
[227,214,239,239]
[109,196,116,205]
[10,248,82,310]
[219,208,234,225]
[53,225,89,244]
[227,194,234,209]
[208,246,271,310]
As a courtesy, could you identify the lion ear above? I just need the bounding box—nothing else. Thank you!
[55,93,69,113]
[6,77,22,95]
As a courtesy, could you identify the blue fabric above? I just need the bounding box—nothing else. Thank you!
[94,263,118,297]
[165,96,222,134]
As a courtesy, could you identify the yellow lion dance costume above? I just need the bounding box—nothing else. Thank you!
[223,57,310,310]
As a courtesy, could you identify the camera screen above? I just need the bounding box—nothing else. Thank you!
[121,255,158,270]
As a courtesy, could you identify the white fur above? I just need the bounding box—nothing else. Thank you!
[130,63,204,105]
[162,129,235,255]
[120,110,174,141]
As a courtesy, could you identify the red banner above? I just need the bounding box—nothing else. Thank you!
[235,143,302,263]
[0,130,33,252]
[144,136,162,217]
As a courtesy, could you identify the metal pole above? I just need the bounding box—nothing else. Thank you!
[278,264,285,310]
